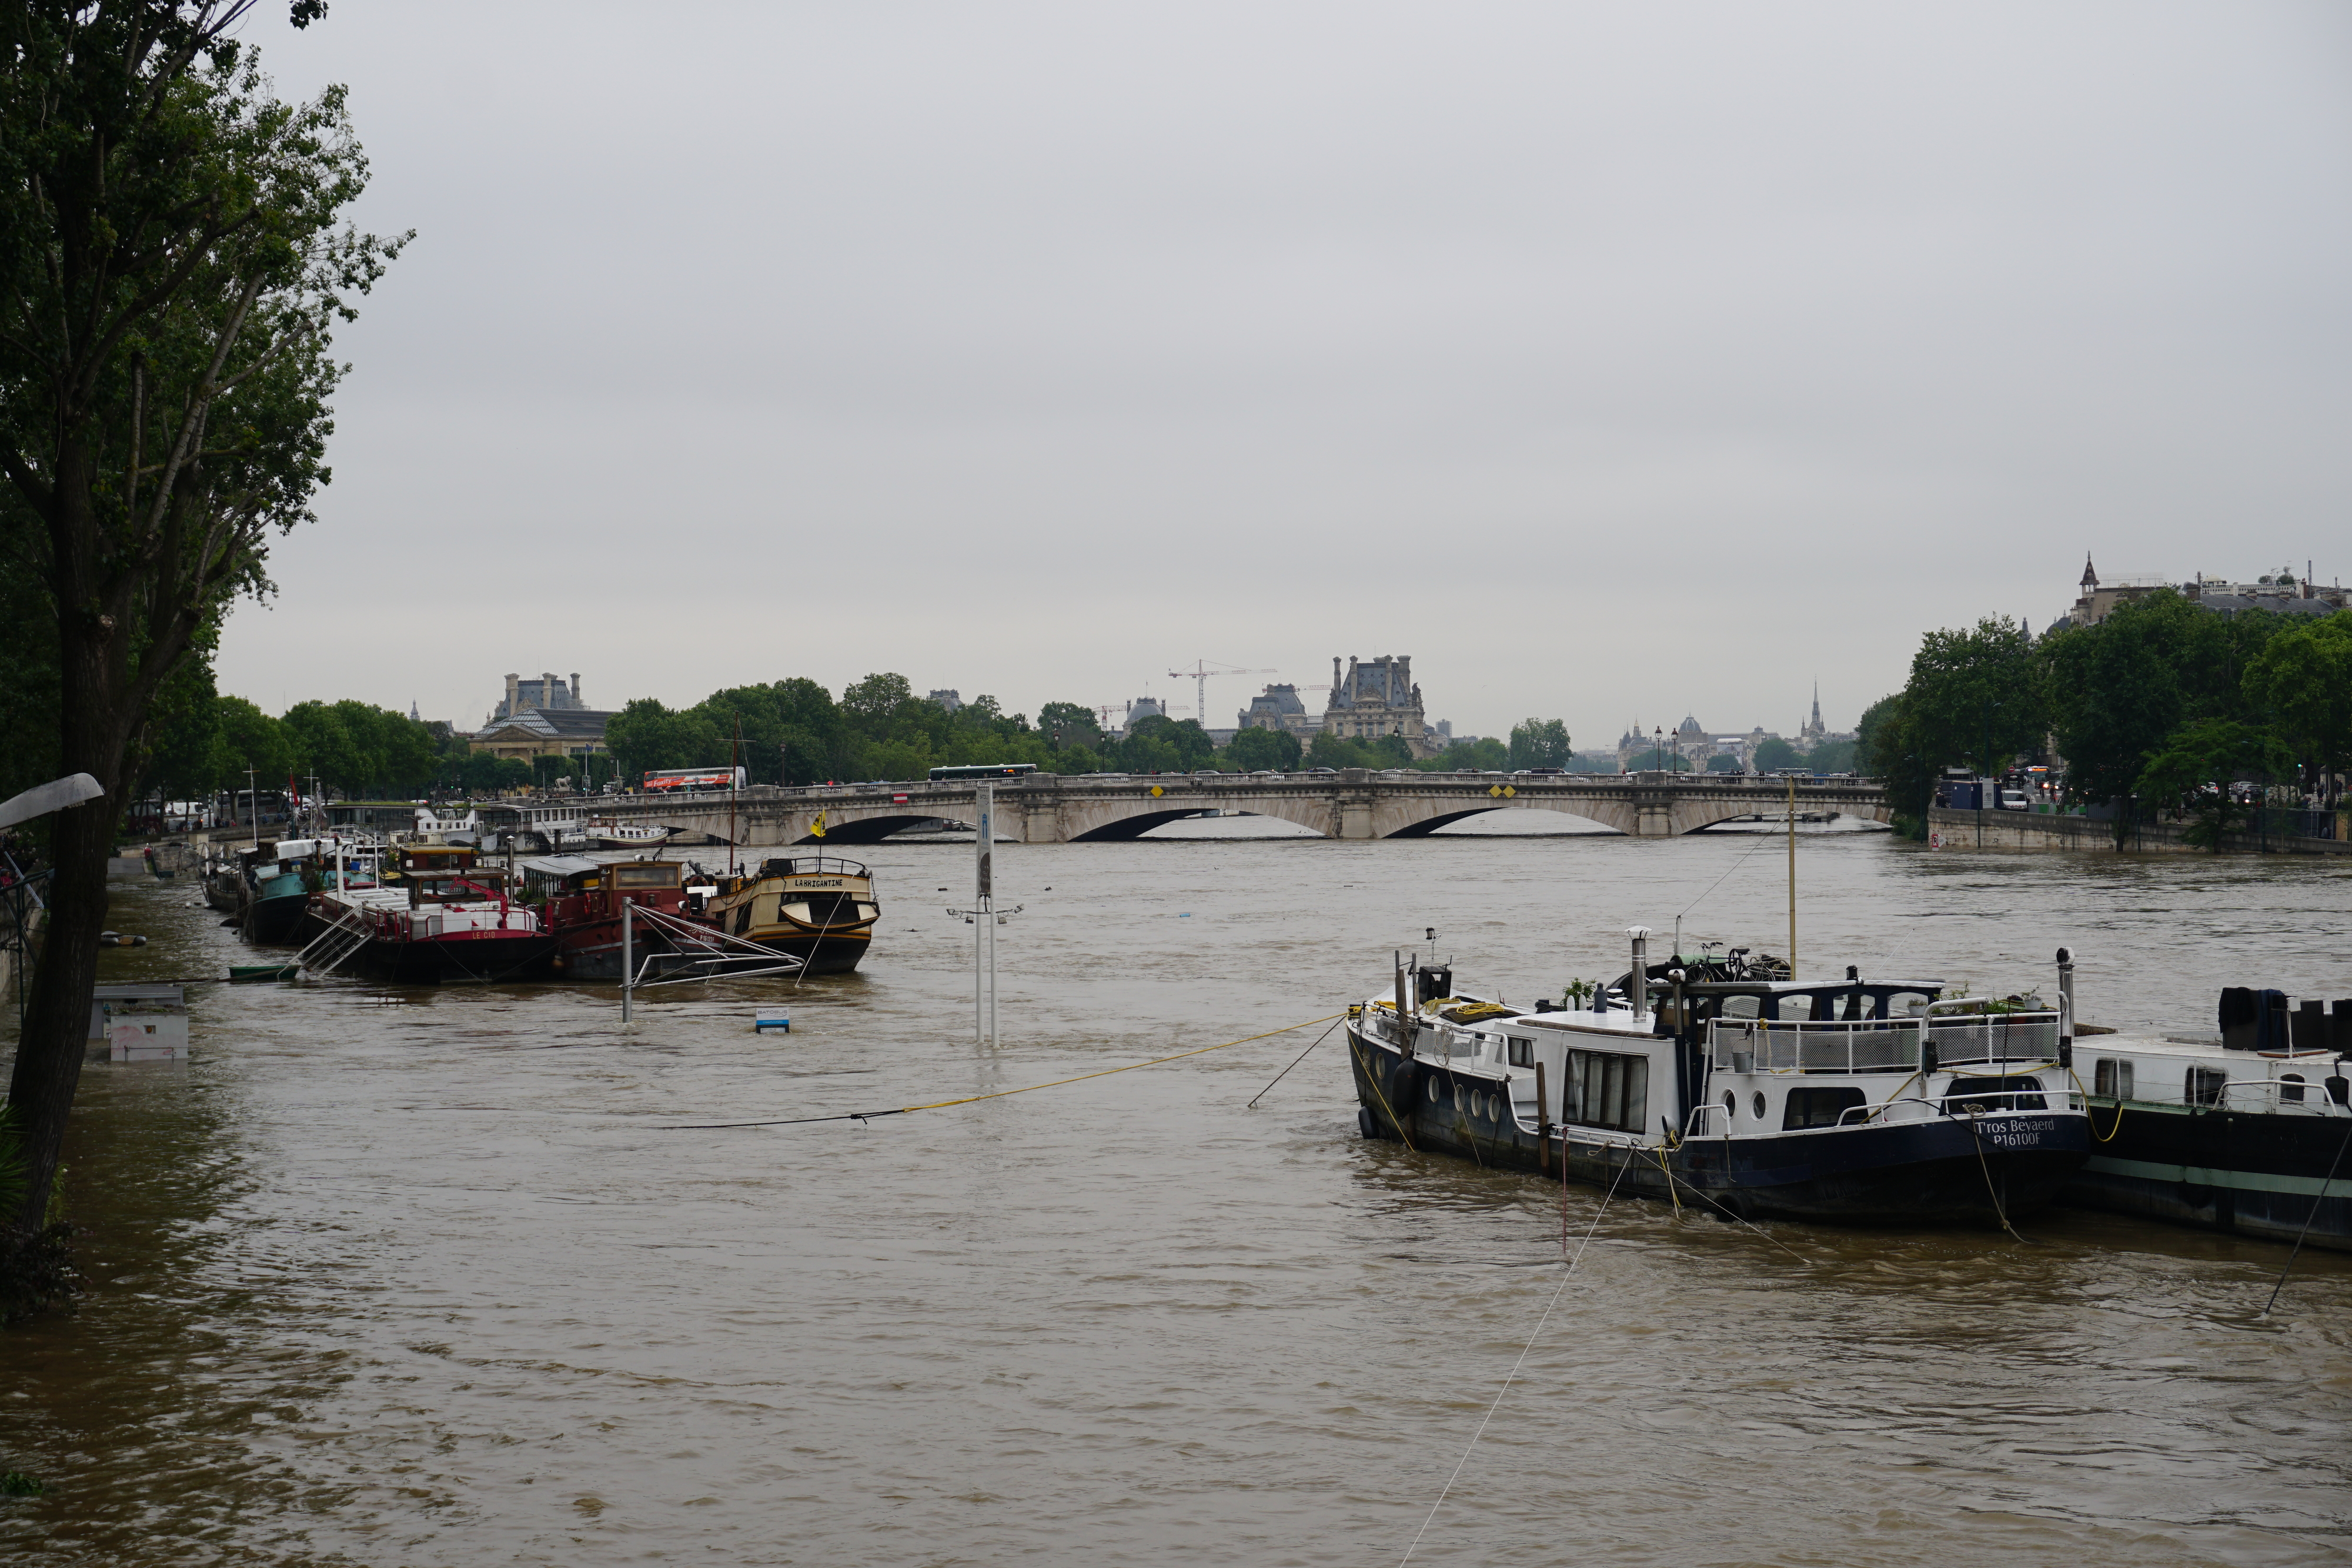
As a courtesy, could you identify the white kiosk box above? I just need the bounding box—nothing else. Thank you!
[88,982,189,1063]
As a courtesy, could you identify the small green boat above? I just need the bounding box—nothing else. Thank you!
[228,962,297,984]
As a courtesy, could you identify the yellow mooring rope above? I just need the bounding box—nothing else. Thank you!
[662,1014,1346,1130]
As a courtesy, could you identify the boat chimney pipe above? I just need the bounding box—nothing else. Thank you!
[2056,947,2075,1069]
[1627,926,1651,1017]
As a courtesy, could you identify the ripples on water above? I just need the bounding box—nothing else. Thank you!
[4,822,2348,1565]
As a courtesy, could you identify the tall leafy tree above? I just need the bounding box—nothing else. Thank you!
[2136,719,2294,851]
[2243,613,2352,807]
[1225,725,1300,771]
[2042,592,2286,839]
[1506,718,1571,770]
[1897,616,2047,778]
[1,1,404,1243]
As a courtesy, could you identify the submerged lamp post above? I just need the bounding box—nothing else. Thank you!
[947,781,1021,1046]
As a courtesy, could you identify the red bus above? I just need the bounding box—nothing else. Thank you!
[643,767,747,793]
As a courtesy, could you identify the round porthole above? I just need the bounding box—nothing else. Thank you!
[1722,1091,1735,1118]
[1426,1079,1439,1103]
[1751,1091,1768,1121]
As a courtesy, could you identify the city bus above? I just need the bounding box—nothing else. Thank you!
[927,763,1039,781]
[643,767,747,793]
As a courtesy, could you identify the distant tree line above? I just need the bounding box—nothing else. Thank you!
[1860,592,2351,846]
[604,676,1581,787]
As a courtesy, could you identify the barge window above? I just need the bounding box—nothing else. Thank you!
[1506,1037,1534,1068]
[1943,1075,2046,1114]
[1719,995,1762,1021]
[2093,1058,2133,1099]
[1783,1086,1866,1129]
[2280,1074,2305,1104]
[2187,1067,2228,1108]
[1567,1050,1648,1133]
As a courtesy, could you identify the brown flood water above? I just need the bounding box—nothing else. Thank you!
[3,820,2350,1566]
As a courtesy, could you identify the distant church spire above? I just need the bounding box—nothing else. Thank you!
[2081,552,2099,591]
[410,698,421,722]
[1810,681,1821,731]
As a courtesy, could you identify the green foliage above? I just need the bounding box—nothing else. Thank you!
[0,1470,45,1496]
[278,700,436,795]
[1805,737,1858,774]
[1037,702,1105,751]
[1856,692,1935,837]
[1899,616,2047,778]
[1225,725,1302,771]
[1751,735,1803,772]
[2136,720,2293,850]
[1305,731,1414,770]
[211,696,290,787]
[2042,591,2284,815]
[603,697,724,786]
[132,639,222,803]
[2243,613,2352,793]
[1506,718,1571,770]
[1704,753,1742,773]
[1624,747,1691,772]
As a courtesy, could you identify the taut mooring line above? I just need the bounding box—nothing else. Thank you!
[661,1014,1344,1131]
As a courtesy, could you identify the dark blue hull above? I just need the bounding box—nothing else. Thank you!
[1350,1027,2090,1226]
[2062,1100,2352,1252]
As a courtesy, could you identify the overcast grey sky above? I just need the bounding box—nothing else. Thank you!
[217,1,2351,745]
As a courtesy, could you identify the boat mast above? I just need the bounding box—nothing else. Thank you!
[1786,774,1796,979]
[727,717,741,880]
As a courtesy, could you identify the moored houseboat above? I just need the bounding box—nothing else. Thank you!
[231,836,384,942]
[1347,928,2092,1226]
[298,843,553,983]
[524,855,767,979]
[704,854,880,975]
[2063,981,2352,1251]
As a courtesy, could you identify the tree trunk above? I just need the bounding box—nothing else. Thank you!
[6,617,128,1238]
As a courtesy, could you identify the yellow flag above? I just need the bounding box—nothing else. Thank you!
[811,810,827,838]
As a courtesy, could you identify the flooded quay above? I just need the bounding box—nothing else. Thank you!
[4,822,2350,1566]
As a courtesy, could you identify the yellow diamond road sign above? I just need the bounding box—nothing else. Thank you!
[1504,784,1517,798]
[1150,784,1164,797]
[1488,784,1503,798]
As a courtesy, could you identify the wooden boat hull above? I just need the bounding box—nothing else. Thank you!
[1349,1024,2090,1226]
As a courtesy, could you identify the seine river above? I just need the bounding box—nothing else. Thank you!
[5,818,2350,1565]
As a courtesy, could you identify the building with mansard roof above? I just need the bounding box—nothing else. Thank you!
[1321,654,1438,758]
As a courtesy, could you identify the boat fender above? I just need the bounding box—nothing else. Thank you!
[1390,1056,1422,1106]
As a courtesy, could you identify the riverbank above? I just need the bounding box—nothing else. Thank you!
[1928,804,2351,855]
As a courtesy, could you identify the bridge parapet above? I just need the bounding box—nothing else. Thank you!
[559,772,1887,846]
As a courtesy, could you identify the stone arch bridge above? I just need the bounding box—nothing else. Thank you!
[591,771,1890,847]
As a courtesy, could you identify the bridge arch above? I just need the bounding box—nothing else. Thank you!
[1382,803,1626,837]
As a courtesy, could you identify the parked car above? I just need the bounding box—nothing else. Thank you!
[1999,789,2030,810]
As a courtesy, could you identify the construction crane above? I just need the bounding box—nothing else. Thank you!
[1168,661,1279,725]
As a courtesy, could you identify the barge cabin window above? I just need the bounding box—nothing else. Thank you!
[1943,1076,2046,1114]
[1567,1049,1648,1132]
[1783,1086,1866,1129]
[2092,1058,2134,1099]
[1506,1036,1534,1068]
[2187,1066,2229,1108]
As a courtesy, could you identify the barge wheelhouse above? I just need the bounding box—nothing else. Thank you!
[1347,928,2092,1226]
